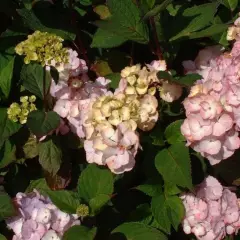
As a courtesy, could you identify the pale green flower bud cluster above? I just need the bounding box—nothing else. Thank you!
[76,204,89,217]
[15,31,69,66]
[7,96,37,124]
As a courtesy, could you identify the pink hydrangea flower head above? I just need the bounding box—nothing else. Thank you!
[6,190,80,239]
[181,39,240,165]
[84,122,139,174]
[182,176,240,240]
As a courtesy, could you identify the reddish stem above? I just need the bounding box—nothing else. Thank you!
[130,42,135,66]
[150,17,162,60]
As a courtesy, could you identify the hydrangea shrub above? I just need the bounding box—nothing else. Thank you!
[2,0,240,239]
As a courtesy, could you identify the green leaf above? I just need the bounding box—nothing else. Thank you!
[0,53,15,98]
[157,71,202,87]
[91,29,126,48]
[23,134,38,159]
[38,137,62,176]
[136,178,162,197]
[157,71,174,81]
[20,63,51,99]
[177,73,202,86]
[0,108,21,149]
[150,124,165,146]
[0,234,7,240]
[164,120,185,144]
[107,73,121,89]
[26,178,50,193]
[110,222,167,239]
[89,194,110,215]
[0,140,16,169]
[43,190,81,214]
[94,5,111,20]
[63,226,97,240]
[128,203,152,224]
[143,0,173,20]
[166,3,181,16]
[151,194,184,233]
[0,191,15,221]
[141,0,156,10]
[78,164,113,202]
[74,6,86,16]
[169,3,218,41]
[189,24,228,39]
[155,143,192,189]
[164,182,181,196]
[27,110,60,137]
[93,60,112,76]
[95,0,149,44]
[212,29,229,47]
[78,0,92,6]
[50,66,59,85]
[222,0,238,11]
[0,26,28,54]
[22,0,32,9]
[17,9,75,40]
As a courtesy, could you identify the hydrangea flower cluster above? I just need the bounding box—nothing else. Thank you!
[181,19,240,165]
[7,96,37,124]
[181,176,240,240]
[50,50,184,173]
[6,190,80,240]
[119,61,182,102]
[50,54,158,174]
[15,31,69,67]
[14,31,183,174]
[47,40,182,174]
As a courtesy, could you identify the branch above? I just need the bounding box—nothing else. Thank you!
[129,42,135,66]
[150,17,162,60]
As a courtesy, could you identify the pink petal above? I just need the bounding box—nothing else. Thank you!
[213,114,233,136]
[199,138,221,155]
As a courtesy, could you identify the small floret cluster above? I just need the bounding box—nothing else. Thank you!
[6,190,80,240]
[119,60,182,102]
[15,31,69,67]
[7,96,37,124]
[182,176,240,240]
[181,18,240,165]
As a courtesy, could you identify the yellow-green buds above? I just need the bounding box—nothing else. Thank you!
[76,204,89,217]
[7,96,37,124]
[15,31,69,67]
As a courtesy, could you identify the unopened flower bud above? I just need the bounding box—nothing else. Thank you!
[7,96,37,124]
[76,204,89,217]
